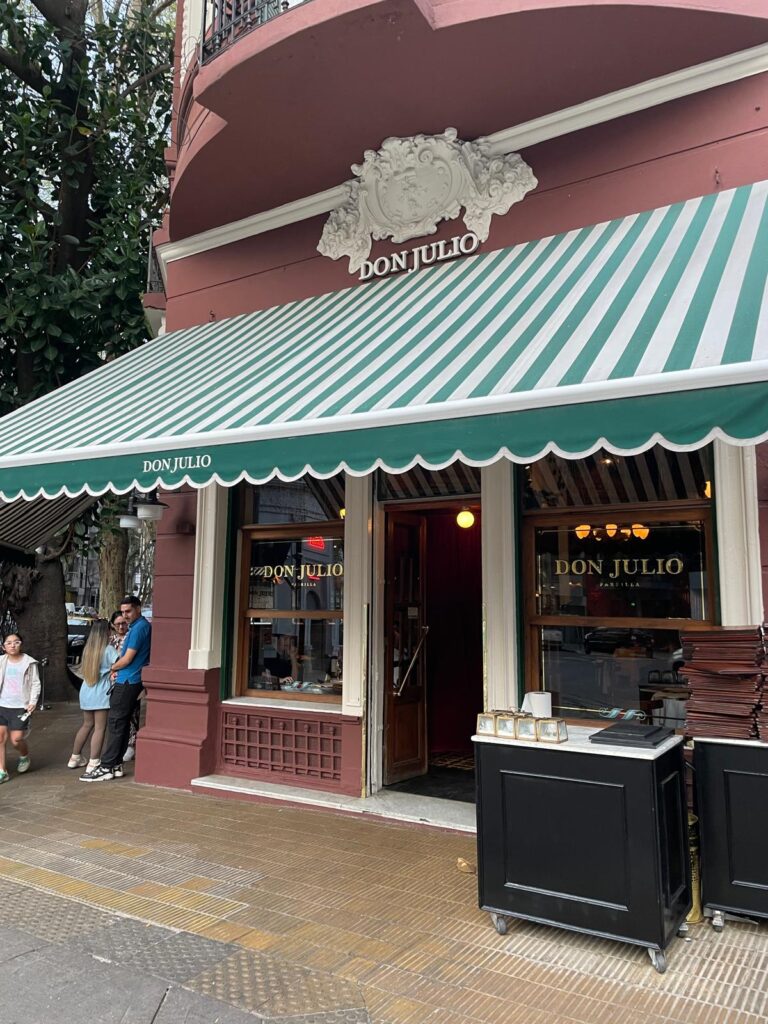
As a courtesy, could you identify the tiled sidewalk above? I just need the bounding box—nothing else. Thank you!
[1,704,767,1024]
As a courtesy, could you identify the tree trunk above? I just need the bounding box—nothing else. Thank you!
[15,558,71,702]
[98,528,129,618]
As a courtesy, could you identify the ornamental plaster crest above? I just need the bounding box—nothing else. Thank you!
[318,128,537,273]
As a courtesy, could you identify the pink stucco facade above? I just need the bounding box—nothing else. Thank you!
[137,1,768,792]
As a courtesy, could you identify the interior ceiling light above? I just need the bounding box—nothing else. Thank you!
[456,508,475,529]
[574,524,591,539]
[632,523,650,540]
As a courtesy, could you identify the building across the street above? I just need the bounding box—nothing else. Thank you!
[1,1,768,813]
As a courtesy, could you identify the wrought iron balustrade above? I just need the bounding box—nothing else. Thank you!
[146,242,164,295]
[202,1,295,64]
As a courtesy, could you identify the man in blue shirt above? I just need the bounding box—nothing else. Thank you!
[81,595,151,782]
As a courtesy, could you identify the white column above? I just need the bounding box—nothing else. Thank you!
[481,461,519,711]
[714,441,763,626]
[188,483,229,670]
[342,475,372,717]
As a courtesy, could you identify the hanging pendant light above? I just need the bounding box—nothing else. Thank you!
[119,494,140,530]
[456,508,475,529]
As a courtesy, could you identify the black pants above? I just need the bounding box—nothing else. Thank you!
[100,683,143,769]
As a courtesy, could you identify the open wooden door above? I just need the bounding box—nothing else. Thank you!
[383,512,428,785]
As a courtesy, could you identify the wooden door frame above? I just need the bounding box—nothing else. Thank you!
[369,498,481,793]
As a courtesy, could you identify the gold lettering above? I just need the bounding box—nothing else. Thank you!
[571,559,587,575]
[666,558,684,575]
[587,560,603,575]
[555,559,569,575]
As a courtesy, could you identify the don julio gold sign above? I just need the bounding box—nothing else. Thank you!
[554,558,684,579]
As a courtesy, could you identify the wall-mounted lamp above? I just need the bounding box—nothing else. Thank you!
[118,495,140,529]
[134,491,169,522]
[119,490,168,528]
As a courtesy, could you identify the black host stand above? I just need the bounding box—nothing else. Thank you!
[474,727,691,973]
[694,738,768,932]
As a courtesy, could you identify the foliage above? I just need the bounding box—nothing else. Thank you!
[0,0,173,412]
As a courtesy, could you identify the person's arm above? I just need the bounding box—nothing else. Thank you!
[26,661,41,711]
[111,646,138,673]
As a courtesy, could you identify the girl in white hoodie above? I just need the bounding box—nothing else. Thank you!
[0,633,41,782]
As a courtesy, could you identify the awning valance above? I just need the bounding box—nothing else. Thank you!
[1,180,767,501]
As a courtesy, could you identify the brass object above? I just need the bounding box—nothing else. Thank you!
[514,716,538,741]
[687,813,704,924]
[536,718,568,743]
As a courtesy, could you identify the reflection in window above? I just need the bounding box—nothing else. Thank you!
[535,520,708,621]
[243,475,345,525]
[246,618,343,697]
[523,447,712,509]
[248,536,344,613]
[539,626,687,725]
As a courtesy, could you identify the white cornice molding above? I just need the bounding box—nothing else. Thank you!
[484,40,768,155]
[158,41,768,270]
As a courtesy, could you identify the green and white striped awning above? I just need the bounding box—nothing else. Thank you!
[1,179,767,500]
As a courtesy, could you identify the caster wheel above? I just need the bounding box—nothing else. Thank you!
[490,913,509,935]
[648,948,667,974]
[677,923,690,938]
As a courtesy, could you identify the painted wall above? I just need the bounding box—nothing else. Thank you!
[758,444,768,620]
[164,72,768,331]
[135,487,221,789]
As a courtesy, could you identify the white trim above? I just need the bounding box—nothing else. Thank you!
[158,42,768,269]
[222,696,342,714]
[485,42,768,156]
[341,475,372,717]
[190,774,477,831]
[158,186,346,265]
[481,462,519,712]
[368,497,386,795]
[3,361,767,472]
[713,441,764,626]
[188,482,228,669]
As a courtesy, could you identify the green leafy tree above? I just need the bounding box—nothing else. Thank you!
[0,0,173,696]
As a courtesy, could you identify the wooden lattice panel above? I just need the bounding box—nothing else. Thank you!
[221,710,343,783]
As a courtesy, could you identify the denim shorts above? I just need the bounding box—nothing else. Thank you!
[0,707,29,732]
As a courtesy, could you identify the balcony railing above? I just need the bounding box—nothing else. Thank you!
[202,1,296,64]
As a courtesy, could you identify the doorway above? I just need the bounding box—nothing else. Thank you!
[382,505,483,803]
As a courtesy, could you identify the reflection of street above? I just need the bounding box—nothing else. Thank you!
[544,648,673,716]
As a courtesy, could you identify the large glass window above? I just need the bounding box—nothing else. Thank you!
[522,449,713,724]
[237,480,344,703]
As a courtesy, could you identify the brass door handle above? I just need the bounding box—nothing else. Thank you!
[394,625,429,697]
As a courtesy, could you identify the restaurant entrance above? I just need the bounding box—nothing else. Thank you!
[382,504,483,802]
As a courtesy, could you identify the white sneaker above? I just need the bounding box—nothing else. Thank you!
[68,754,87,769]
[80,764,114,782]
[123,745,135,763]
[113,763,125,778]
[86,758,101,771]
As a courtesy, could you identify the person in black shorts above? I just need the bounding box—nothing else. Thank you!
[0,633,41,783]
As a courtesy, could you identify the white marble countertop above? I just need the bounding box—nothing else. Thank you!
[473,724,683,760]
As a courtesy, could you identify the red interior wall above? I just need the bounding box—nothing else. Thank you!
[425,510,483,756]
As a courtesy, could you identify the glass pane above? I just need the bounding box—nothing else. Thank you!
[245,617,343,697]
[539,626,687,723]
[522,447,712,509]
[535,520,708,620]
[248,535,343,612]
[244,475,345,525]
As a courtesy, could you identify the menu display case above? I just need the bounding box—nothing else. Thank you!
[474,726,691,972]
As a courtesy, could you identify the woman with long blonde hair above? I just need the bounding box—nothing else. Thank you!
[68,619,118,770]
